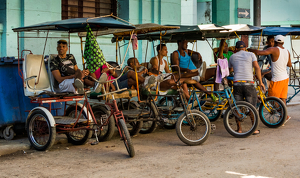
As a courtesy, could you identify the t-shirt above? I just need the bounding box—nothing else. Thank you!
[229,50,257,81]
[217,51,234,61]
[50,54,77,77]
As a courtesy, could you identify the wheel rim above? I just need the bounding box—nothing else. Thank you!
[226,105,257,135]
[28,114,51,147]
[68,110,87,141]
[93,110,109,137]
[179,112,209,142]
[261,100,284,125]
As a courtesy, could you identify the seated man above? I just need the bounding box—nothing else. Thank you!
[50,40,97,94]
[172,39,218,90]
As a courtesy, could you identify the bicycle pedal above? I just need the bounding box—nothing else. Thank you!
[211,124,216,130]
[91,141,99,145]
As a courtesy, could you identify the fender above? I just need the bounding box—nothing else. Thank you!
[76,103,93,122]
[26,107,56,128]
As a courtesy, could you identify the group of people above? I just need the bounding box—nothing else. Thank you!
[50,34,292,131]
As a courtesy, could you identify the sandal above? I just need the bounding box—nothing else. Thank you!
[252,130,260,135]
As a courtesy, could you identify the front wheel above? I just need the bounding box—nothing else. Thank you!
[27,110,56,151]
[176,110,211,146]
[259,96,287,128]
[118,119,135,157]
[223,101,259,138]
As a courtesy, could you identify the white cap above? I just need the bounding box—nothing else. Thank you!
[275,35,285,43]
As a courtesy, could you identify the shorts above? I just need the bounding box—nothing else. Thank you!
[58,78,77,93]
[233,83,257,107]
[113,72,129,89]
[268,78,289,99]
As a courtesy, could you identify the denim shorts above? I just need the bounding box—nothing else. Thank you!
[113,72,129,89]
[233,83,257,107]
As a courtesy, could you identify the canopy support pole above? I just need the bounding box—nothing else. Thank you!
[80,36,85,69]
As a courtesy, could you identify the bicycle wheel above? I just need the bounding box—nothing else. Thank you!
[158,97,178,129]
[199,95,222,122]
[259,96,287,128]
[140,102,159,134]
[176,110,211,146]
[223,101,259,138]
[65,106,93,145]
[118,101,143,136]
[27,110,56,151]
[118,119,135,157]
[92,106,115,141]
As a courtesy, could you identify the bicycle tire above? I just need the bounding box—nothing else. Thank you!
[92,106,115,141]
[140,102,158,134]
[27,110,56,151]
[223,101,259,138]
[176,110,211,146]
[158,97,178,129]
[118,119,135,157]
[259,96,287,128]
[65,106,93,145]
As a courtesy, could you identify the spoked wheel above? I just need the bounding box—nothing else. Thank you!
[259,96,287,128]
[27,110,56,151]
[139,102,158,134]
[223,101,259,138]
[118,119,135,157]
[118,101,143,136]
[158,97,178,129]
[176,110,211,146]
[65,106,93,145]
[92,106,115,141]
[199,94,222,122]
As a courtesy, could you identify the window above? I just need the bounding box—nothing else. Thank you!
[62,0,117,20]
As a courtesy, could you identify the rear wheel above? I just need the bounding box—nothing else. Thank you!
[118,119,135,157]
[223,101,259,138]
[65,106,93,145]
[140,102,158,134]
[259,96,287,128]
[176,110,211,146]
[158,97,178,129]
[92,106,115,141]
[27,110,56,151]
[118,101,143,136]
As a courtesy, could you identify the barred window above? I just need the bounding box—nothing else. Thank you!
[62,0,117,20]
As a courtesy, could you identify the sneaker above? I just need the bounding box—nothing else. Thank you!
[191,76,200,82]
[94,73,108,93]
[211,93,218,102]
[94,82,102,93]
[74,78,84,94]
[282,116,291,126]
[144,75,157,90]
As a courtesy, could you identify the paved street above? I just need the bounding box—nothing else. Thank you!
[0,102,299,178]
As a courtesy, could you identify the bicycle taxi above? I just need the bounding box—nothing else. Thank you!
[133,24,288,137]
[13,15,136,157]
[78,23,213,146]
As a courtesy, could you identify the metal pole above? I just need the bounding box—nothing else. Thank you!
[254,0,261,27]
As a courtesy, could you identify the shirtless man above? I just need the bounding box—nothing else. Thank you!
[248,35,292,124]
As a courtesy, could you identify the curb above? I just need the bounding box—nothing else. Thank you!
[0,138,68,156]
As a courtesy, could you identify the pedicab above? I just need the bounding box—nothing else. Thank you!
[133,24,288,137]
[12,15,136,157]
[79,23,213,145]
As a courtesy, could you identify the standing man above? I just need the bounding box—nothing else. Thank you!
[229,41,265,134]
[248,35,292,124]
[258,36,275,82]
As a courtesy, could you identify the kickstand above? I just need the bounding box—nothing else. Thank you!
[91,128,99,145]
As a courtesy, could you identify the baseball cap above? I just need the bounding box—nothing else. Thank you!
[275,35,284,43]
[57,39,68,45]
[235,41,246,48]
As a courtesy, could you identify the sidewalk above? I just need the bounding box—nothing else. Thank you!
[0,135,68,156]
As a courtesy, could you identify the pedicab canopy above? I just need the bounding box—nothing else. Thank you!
[120,24,264,42]
[250,26,300,36]
[12,16,135,33]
